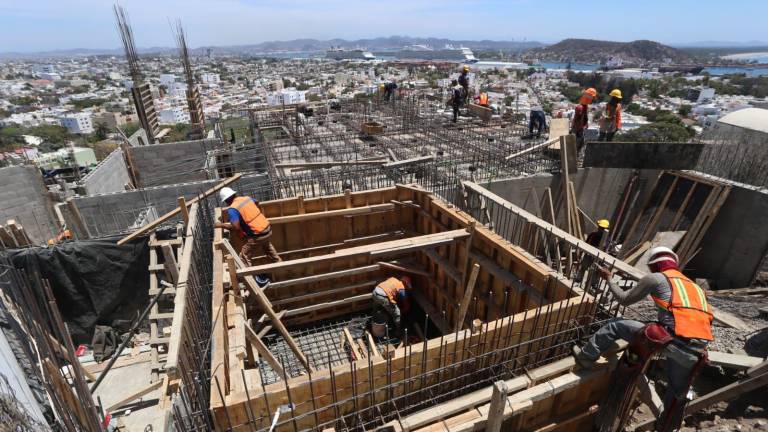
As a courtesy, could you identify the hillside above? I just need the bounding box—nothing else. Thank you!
[528,39,693,64]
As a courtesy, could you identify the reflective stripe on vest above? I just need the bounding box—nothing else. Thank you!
[377,277,404,305]
[479,94,488,105]
[229,196,270,235]
[651,269,713,341]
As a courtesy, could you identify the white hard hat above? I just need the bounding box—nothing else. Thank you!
[219,187,237,204]
[647,246,678,265]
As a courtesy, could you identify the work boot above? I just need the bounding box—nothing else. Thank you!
[572,345,597,369]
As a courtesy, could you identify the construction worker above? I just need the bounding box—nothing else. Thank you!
[528,106,547,138]
[215,187,282,266]
[372,276,412,333]
[383,81,398,102]
[573,246,712,431]
[475,91,489,107]
[598,89,622,142]
[449,80,463,123]
[458,65,470,103]
[570,87,597,151]
[575,219,611,285]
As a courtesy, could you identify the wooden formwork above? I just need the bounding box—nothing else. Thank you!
[210,185,594,431]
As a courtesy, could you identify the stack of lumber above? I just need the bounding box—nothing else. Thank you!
[0,219,32,250]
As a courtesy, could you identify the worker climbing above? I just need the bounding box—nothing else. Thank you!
[458,64,470,104]
[575,218,611,286]
[573,246,712,431]
[449,79,463,123]
[527,106,547,139]
[598,89,622,141]
[215,187,282,267]
[371,276,412,336]
[570,87,597,151]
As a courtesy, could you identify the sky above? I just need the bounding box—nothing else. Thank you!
[1,0,767,52]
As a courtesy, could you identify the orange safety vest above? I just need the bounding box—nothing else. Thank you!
[377,277,405,304]
[229,196,270,235]
[478,93,489,106]
[651,269,713,341]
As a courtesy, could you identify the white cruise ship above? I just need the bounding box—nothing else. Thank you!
[326,47,376,61]
[393,45,477,62]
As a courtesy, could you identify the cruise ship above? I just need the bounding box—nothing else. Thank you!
[326,47,375,61]
[393,45,477,62]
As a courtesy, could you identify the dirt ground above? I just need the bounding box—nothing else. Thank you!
[622,291,768,431]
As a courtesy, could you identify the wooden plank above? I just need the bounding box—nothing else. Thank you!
[378,261,431,277]
[178,197,189,228]
[505,138,560,160]
[485,381,508,432]
[106,379,163,412]
[161,244,179,284]
[237,229,470,277]
[382,155,435,169]
[268,265,381,290]
[117,173,242,245]
[708,351,763,370]
[284,294,370,317]
[66,198,91,239]
[366,332,382,359]
[455,263,481,332]
[165,203,198,375]
[244,323,286,377]
[424,249,462,283]
[269,203,394,224]
[271,281,377,307]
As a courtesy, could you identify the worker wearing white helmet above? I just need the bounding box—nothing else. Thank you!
[215,187,281,265]
[573,246,713,430]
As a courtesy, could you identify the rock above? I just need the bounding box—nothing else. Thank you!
[715,415,722,425]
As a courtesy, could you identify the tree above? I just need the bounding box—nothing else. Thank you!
[618,122,694,142]
[120,122,141,137]
[678,104,692,117]
[93,122,110,140]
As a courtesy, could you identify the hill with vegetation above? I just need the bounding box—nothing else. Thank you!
[529,39,693,64]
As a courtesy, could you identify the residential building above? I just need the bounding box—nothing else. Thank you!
[59,113,94,134]
[35,147,97,169]
[201,73,220,84]
[160,74,177,86]
[267,88,306,106]
[158,107,190,124]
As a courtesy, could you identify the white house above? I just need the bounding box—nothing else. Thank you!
[267,88,306,106]
[201,73,220,84]
[59,113,94,134]
[158,107,190,125]
[160,74,177,86]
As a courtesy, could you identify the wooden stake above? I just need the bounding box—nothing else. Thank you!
[485,380,508,432]
[244,323,286,377]
[455,263,481,332]
[178,197,189,228]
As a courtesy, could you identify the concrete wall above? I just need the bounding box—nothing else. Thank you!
[486,168,660,235]
[686,178,768,288]
[584,142,706,170]
[0,166,58,244]
[71,174,271,237]
[77,147,132,195]
[127,139,218,188]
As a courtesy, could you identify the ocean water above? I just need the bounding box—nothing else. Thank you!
[703,67,768,77]
[537,62,600,71]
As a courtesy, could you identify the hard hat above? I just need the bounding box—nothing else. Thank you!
[609,89,623,99]
[597,219,610,229]
[379,83,385,90]
[219,187,237,204]
[463,65,470,72]
[584,88,597,98]
[647,246,678,266]
[401,275,412,288]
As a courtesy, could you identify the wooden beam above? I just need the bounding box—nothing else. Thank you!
[244,322,286,377]
[269,203,395,224]
[271,281,377,307]
[377,261,430,277]
[236,229,469,277]
[66,198,91,239]
[382,155,435,169]
[221,239,311,372]
[268,265,381,290]
[284,294,370,317]
[178,197,189,228]
[276,160,388,169]
[161,244,179,284]
[455,263,481,332]
[107,379,163,412]
[424,249,462,283]
[708,351,764,370]
[485,381,508,432]
[366,332,382,359]
[117,173,242,245]
[505,138,559,160]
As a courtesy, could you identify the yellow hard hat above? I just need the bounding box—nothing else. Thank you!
[609,89,622,99]
[379,83,385,90]
[463,65,470,72]
[597,219,610,229]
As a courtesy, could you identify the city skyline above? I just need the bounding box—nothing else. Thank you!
[1,0,767,53]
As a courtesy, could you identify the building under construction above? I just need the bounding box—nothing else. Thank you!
[0,94,767,432]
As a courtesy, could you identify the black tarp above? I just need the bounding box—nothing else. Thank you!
[7,236,149,343]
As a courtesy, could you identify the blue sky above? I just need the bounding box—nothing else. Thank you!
[1,0,766,52]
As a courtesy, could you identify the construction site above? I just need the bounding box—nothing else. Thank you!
[2,9,768,432]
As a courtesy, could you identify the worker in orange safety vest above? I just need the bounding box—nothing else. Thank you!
[572,246,712,430]
[476,92,489,107]
[372,276,412,333]
[215,187,282,266]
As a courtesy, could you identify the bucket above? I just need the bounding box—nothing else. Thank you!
[371,313,388,338]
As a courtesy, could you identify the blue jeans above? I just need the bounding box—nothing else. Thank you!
[582,318,702,429]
